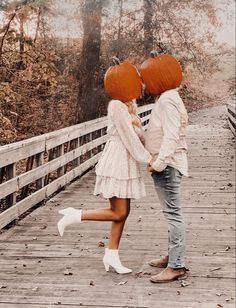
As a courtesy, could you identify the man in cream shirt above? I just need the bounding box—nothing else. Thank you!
[145,88,189,283]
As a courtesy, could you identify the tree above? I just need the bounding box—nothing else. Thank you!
[78,0,102,122]
[143,0,153,56]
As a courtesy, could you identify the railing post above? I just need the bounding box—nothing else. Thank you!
[57,145,64,177]
[73,138,79,167]
[35,152,44,189]
[6,163,16,208]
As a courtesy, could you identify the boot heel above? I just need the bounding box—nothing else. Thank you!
[103,261,110,272]
[57,219,65,237]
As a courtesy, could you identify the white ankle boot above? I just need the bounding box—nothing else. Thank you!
[103,248,132,274]
[57,207,82,236]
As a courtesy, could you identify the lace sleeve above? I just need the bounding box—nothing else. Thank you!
[110,100,152,164]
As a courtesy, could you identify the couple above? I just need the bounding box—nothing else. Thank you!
[57,55,188,283]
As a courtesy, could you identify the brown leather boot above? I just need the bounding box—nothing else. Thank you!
[150,267,188,283]
[148,256,169,268]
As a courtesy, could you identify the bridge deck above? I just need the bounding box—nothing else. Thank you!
[0,105,235,308]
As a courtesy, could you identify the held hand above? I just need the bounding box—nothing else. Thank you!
[132,117,142,128]
[148,165,155,172]
[147,156,155,172]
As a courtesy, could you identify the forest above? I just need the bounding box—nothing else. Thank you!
[0,0,235,145]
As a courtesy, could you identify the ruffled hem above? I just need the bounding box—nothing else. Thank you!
[93,176,146,199]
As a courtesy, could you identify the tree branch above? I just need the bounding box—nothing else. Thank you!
[0,13,16,61]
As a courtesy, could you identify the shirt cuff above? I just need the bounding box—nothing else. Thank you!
[152,157,167,172]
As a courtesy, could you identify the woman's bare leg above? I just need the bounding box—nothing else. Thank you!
[81,197,131,249]
[108,198,130,249]
[81,197,130,223]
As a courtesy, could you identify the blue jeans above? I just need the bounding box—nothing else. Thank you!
[151,166,186,268]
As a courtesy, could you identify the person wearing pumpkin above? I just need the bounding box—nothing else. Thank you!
[141,51,189,283]
[57,57,153,274]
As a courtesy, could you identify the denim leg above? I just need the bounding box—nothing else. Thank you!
[151,166,186,268]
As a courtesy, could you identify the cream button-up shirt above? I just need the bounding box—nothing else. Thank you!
[144,89,189,176]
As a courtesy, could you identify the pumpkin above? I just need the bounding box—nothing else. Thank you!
[104,57,142,102]
[140,51,183,95]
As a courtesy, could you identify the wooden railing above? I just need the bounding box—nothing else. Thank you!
[227,98,236,136]
[0,104,154,229]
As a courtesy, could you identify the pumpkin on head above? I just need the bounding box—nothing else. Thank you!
[140,51,183,96]
[104,57,142,102]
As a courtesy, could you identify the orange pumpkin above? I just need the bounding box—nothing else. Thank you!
[104,57,142,102]
[140,51,183,95]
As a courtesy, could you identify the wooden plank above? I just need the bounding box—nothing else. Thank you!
[0,135,107,199]
[138,103,154,114]
[35,153,44,190]
[5,163,16,207]
[0,153,102,229]
[0,105,153,168]
[0,104,235,308]
[44,119,108,152]
[227,101,236,135]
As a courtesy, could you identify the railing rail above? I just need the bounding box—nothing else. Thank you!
[227,98,236,136]
[0,103,154,229]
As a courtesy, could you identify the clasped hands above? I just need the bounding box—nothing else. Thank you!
[147,156,155,172]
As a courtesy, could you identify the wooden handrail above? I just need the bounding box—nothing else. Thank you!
[227,98,236,136]
[0,103,154,229]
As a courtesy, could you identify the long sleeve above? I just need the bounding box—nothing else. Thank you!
[152,99,180,172]
[111,101,152,164]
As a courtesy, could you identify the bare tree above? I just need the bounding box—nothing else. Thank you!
[78,0,102,122]
[143,0,154,56]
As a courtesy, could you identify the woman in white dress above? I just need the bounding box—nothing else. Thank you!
[57,99,152,274]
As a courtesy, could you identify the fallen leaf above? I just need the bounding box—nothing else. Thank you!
[180,280,191,287]
[118,281,128,285]
[210,267,221,272]
[135,271,152,278]
[32,287,39,291]
[98,241,105,247]
[63,269,73,275]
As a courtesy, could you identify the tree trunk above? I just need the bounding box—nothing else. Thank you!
[78,0,102,122]
[143,0,154,56]
[0,13,16,61]
[34,7,41,43]
[18,15,25,69]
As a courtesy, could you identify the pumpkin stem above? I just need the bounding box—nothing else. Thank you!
[112,56,121,65]
[150,50,158,58]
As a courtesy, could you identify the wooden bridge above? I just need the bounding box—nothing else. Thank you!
[0,102,235,308]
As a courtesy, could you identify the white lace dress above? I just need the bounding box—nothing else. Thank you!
[94,100,152,199]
